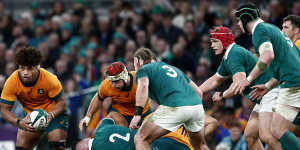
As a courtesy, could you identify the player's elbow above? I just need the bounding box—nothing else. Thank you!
[61,99,67,109]
[56,97,67,110]
[0,103,12,119]
[266,51,274,62]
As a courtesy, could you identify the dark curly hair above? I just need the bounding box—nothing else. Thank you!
[15,47,42,67]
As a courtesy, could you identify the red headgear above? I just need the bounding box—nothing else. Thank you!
[106,62,129,82]
[210,27,234,49]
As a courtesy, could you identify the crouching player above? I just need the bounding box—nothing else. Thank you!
[76,116,193,150]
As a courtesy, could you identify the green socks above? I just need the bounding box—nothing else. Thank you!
[279,131,300,150]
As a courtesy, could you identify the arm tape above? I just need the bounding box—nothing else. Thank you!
[256,61,268,71]
[135,106,144,116]
[259,41,274,55]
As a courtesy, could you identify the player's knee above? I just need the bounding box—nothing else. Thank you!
[270,125,282,140]
[259,130,273,144]
[205,116,218,128]
[48,141,66,150]
[244,129,257,140]
[244,130,257,145]
[134,133,151,144]
[134,133,143,143]
[16,147,29,150]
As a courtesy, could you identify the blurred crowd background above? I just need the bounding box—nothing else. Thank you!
[0,0,299,149]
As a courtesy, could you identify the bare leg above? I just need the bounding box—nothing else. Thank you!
[106,112,129,127]
[188,130,205,150]
[16,129,42,150]
[244,112,263,150]
[259,112,282,150]
[48,129,67,150]
[203,115,218,136]
[134,120,170,150]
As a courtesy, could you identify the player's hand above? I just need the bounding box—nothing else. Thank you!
[19,116,35,132]
[250,84,269,100]
[45,112,55,128]
[79,116,91,132]
[129,115,141,131]
[232,79,250,95]
[212,92,223,102]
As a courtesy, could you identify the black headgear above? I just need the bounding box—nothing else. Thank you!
[235,3,260,32]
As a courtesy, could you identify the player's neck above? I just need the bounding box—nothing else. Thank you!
[27,71,39,84]
[248,18,262,34]
[292,33,300,42]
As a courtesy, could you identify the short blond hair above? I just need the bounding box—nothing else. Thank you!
[134,47,157,65]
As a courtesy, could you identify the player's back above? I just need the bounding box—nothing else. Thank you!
[252,22,300,88]
[92,118,191,150]
[92,119,136,150]
[135,62,202,107]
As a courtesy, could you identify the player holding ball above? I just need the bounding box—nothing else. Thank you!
[0,47,68,150]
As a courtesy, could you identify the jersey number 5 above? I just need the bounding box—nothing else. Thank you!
[162,65,177,78]
[109,133,130,143]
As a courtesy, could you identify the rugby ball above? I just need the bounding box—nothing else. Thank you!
[28,109,48,130]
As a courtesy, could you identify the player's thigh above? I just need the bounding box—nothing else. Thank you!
[258,112,273,139]
[184,105,205,132]
[272,104,300,138]
[135,120,170,143]
[148,105,187,132]
[260,87,278,113]
[203,115,218,135]
[46,112,68,141]
[106,111,129,127]
[48,129,67,141]
[188,130,205,146]
[257,89,277,138]
[275,86,300,126]
[244,111,259,139]
[16,128,42,149]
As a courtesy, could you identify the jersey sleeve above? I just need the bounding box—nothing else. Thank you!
[216,61,229,78]
[98,81,108,100]
[227,51,246,75]
[48,76,64,101]
[0,76,17,105]
[135,66,150,83]
[183,74,191,83]
[253,26,271,53]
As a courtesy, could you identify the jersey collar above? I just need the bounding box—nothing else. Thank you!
[224,43,235,60]
[252,18,264,34]
[18,69,40,87]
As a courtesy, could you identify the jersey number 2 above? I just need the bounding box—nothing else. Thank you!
[109,133,130,143]
[162,65,177,78]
